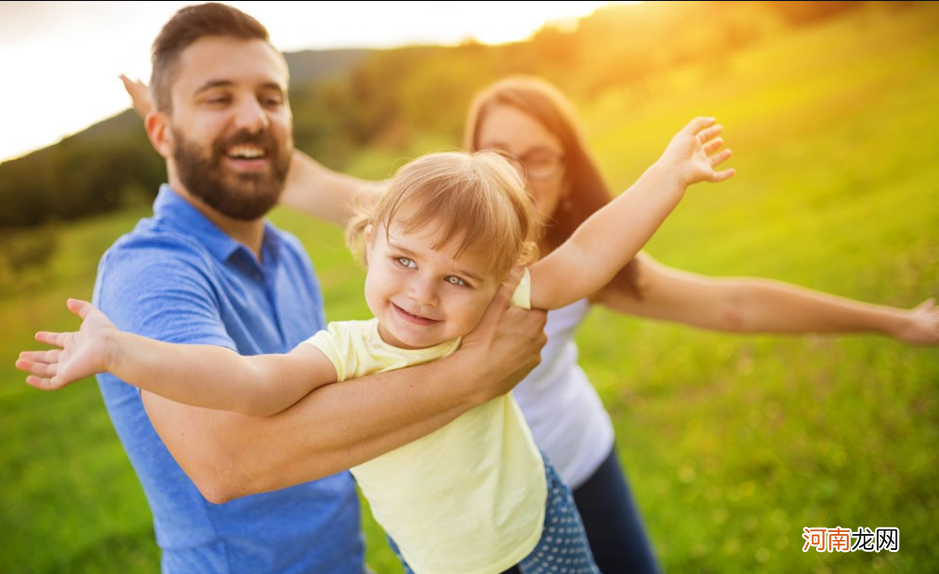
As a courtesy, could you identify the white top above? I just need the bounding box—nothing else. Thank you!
[512,299,615,490]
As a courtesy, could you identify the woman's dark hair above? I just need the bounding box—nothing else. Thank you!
[465,76,641,297]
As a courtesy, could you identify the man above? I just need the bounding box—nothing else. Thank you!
[96,4,546,573]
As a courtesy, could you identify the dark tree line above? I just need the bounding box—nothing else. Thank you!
[0,0,904,231]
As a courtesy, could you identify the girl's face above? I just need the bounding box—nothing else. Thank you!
[475,103,567,231]
[363,217,501,350]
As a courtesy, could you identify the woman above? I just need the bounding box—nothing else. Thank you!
[462,75,939,574]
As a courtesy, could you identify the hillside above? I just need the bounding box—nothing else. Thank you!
[0,1,898,230]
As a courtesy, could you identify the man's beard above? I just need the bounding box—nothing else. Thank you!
[172,126,292,221]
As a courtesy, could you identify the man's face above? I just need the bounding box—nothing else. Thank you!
[165,36,293,220]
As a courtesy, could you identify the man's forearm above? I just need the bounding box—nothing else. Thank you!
[150,285,546,503]
[147,349,488,503]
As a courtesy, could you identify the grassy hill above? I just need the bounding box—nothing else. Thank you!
[2,3,938,573]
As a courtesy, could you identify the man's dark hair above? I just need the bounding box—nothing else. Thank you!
[150,2,270,112]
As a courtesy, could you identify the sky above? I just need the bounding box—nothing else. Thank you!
[0,1,622,164]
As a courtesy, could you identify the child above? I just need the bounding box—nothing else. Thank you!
[17,117,733,574]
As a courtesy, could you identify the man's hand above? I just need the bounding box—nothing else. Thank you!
[458,266,547,403]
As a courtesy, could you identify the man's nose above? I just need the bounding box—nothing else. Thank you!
[233,97,270,132]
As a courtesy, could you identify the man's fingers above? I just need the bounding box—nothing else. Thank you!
[486,266,526,315]
[503,265,525,291]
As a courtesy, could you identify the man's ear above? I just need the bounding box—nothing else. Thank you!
[145,111,173,159]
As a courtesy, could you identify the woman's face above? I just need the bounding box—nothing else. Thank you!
[475,103,567,228]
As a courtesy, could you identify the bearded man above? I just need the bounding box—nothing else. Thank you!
[92,4,546,573]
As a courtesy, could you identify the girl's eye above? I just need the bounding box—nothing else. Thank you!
[445,276,466,287]
[396,257,416,269]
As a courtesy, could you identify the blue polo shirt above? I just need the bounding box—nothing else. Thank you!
[93,185,364,574]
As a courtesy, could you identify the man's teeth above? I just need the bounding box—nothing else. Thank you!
[227,145,265,159]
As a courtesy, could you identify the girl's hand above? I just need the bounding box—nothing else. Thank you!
[659,117,735,187]
[15,299,118,390]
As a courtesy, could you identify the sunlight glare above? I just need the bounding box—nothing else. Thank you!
[0,0,641,163]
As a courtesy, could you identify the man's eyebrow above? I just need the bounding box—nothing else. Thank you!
[193,79,234,95]
[193,80,285,95]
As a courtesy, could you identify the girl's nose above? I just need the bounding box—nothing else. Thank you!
[408,277,439,306]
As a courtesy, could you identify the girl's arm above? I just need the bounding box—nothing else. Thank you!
[16,299,337,416]
[529,117,734,311]
[595,253,939,345]
[20,282,549,504]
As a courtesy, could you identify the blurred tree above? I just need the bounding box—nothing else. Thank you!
[763,0,865,25]
[4,1,887,230]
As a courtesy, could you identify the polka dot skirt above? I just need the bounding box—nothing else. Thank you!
[516,457,602,574]
[387,454,602,574]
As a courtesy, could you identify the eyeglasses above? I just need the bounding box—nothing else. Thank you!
[492,148,565,181]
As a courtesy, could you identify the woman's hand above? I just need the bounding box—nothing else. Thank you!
[120,74,153,118]
[894,298,939,345]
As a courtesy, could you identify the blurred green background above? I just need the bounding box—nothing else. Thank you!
[2,2,938,573]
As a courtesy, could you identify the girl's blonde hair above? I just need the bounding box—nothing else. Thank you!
[348,151,540,282]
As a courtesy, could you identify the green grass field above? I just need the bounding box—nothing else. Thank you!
[3,4,938,573]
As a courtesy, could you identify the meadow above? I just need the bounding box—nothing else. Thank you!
[2,4,938,573]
